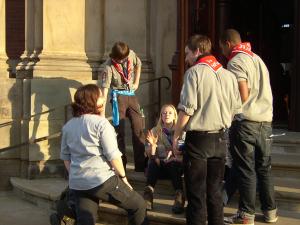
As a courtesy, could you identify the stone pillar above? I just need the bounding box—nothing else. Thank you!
[33,0,102,78]
[23,0,104,178]
[16,0,43,78]
[0,0,9,77]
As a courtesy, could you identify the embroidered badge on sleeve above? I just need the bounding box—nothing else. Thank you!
[101,71,107,83]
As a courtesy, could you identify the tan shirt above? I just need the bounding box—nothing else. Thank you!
[178,64,241,132]
[227,53,273,122]
[100,50,142,90]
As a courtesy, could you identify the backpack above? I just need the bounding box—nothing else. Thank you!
[49,187,77,225]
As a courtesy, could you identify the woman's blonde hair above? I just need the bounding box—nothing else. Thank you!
[154,104,178,140]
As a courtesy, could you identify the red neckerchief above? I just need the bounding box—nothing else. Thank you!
[229,42,254,60]
[194,55,222,74]
[111,59,133,84]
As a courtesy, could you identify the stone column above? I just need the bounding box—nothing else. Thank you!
[33,0,102,79]
[25,0,104,178]
[0,0,9,78]
[16,0,37,78]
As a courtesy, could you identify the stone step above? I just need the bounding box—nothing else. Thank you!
[2,190,300,225]
[9,177,185,225]
[271,153,300,179]
[11,177,300,224]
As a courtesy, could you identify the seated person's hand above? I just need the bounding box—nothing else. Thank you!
[146,130,158,146]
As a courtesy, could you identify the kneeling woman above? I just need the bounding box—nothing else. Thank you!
[144,104,185,214]
[60,84,147,225]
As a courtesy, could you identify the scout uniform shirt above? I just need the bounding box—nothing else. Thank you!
[227,42,273,122]
[178,55,241,132]
[101,50,142,90]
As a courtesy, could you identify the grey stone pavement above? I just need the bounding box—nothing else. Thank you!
[1,191,300,225]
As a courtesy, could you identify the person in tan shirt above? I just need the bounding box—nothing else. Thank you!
[220,29,277,225]
[99,42,145,172]
[173,34,241,225]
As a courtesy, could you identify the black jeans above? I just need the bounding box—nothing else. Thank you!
[230,120,276,214]
[146,160,183,191]
[224,164,239,205]
[72,175,148,225]
[184,131,226,225]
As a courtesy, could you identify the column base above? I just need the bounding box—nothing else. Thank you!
[33,52,101,79]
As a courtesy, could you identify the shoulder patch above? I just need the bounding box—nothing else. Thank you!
[101,71,107,83]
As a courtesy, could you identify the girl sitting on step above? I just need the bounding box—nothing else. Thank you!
[143,104,185,214]
[60,84,148,225]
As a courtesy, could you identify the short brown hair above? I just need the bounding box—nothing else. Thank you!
[109,42,130,61]
[220,29,241,45]
[186,35,211,54]
[72,84,102,117]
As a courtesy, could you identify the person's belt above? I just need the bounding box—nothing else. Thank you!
[111,89,135,126]
[188,129,224,135]
[240,119,272,125]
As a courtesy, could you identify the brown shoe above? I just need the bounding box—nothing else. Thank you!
[143,185,154,210]
[172,189,185,214]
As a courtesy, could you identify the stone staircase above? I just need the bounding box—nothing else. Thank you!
[9,129,300,225]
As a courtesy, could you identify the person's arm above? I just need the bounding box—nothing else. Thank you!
[60,127,71,173]
[173,111,190,155]
[145,129,158,158]
[132,54,142,91]
[238,80,249,103]
[110,157,133,190]
[228,59,250,103]
[172,69,196,154]
[100,87,109,117]
[99,119,132,189]
[98,64,112,116]
[133,66,141,90]
[64,160,70,173]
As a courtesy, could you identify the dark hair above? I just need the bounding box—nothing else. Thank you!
[72,84,102,117]
[219,29,241,45]
[109,42,130,61]
[186,35,211,54]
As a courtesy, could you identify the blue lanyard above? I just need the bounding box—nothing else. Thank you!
[111,90,135,126]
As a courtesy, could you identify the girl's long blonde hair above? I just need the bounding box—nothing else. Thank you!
[154,104,178,140]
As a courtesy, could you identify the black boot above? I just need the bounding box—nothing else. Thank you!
[143,185,154,210]
[172,189,185,214]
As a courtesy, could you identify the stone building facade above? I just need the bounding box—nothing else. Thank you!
[0,0,177,190]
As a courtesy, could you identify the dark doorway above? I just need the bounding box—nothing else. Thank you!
[228,0,294,127]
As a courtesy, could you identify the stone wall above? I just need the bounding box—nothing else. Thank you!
[0,0,177,188]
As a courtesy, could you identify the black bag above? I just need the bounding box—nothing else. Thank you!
[50,187,77,225]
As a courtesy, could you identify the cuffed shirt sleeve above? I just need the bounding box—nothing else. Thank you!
[99,63,112,89]
[60,127,71,161]
[98,119,122,161]
[131,50,142,68]
[228,59,248,82]
[178,69,198,116]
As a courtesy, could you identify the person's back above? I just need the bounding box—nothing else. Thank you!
[182,62,240,132]
[174,34,241,225]
[220,29,277,225]
[228,52,273,122]
[60,84,147,225]
[62,114,116,190]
